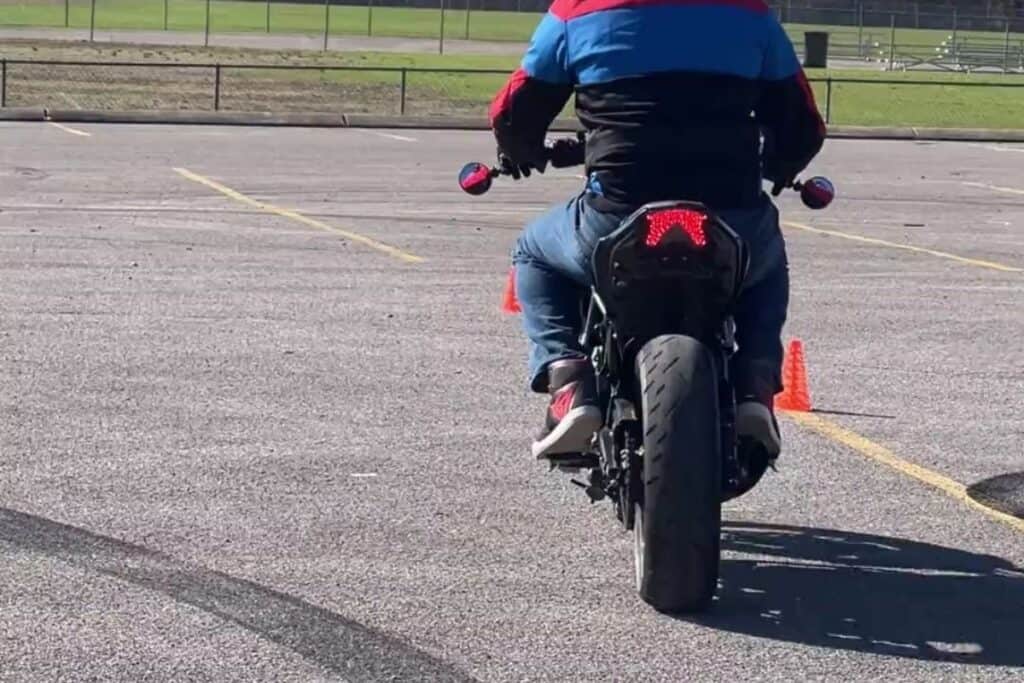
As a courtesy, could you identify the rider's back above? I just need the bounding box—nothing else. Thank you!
[490,0,825,212]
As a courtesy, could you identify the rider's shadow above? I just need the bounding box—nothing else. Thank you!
[689,522,1024,666]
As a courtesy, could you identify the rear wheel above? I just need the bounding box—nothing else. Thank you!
[634,335,721,613]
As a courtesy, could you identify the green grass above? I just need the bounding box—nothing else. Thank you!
[805,69,1024,129]
[0,0,543,40]
[2,40,1022,128]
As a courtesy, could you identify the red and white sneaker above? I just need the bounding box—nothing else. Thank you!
[531,359,602,459]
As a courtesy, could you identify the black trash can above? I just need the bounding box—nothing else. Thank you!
[804,31,829,68]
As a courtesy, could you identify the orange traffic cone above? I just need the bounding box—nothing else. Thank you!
[501,267,521,314]
[774,339,812,412]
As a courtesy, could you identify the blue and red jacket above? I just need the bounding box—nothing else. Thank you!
[489,0,826,211]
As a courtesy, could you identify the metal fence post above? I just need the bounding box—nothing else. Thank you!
[367,0,373,36]
[825,77,832,124]
[65,0,70,28]
[464,0,471,40]
[323,0,331,51]
[951,9,958,63]
[214,64,221,111]
[888,14,896,70]
[856,1,863,58]
[266,0,271,33]
[1,60,6,108]
[400,68,407,115]
[163,0,169,30]
[1003,20,1011,73]
[438,0,446,55]
[89,0,96,42]
[204,0,211,47]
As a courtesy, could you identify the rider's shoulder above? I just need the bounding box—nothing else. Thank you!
[549,0,771,21]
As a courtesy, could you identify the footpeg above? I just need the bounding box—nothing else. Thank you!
[546,452,599,470]
[571,478,606,503]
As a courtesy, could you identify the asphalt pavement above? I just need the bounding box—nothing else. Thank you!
[1,123,1022,681]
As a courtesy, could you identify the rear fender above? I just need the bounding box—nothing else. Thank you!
[590,201,748,343]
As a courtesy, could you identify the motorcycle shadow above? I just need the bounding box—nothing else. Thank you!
[686,522,1024,666]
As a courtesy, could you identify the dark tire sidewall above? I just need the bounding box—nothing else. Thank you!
[635,334,722,613]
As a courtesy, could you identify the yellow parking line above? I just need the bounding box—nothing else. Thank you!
[173,167,423,264]
[785,411,1024,535]
[49,122,91,137]
[963,181,1024,197]
[783,221,1021,273]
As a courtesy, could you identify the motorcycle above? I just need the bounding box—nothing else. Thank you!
[459,140,834,613]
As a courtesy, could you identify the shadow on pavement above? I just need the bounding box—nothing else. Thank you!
[691,522,1024,666]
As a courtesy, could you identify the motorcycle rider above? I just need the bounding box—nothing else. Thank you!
[490,0,826,460]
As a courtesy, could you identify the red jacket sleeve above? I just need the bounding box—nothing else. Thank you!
[490,11,574,167]
[756,18,826,181]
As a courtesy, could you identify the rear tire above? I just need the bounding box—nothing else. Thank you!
[634,335,721,613]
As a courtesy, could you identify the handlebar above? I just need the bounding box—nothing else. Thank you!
[458,135,834,210]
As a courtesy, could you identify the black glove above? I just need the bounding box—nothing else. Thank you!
[497,149,544,180]
[545,137,586,168]
[770,177,791,197]
[765,159,799,197]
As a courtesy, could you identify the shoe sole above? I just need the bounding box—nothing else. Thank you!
[532,406,603,459]
[736,404,781,456]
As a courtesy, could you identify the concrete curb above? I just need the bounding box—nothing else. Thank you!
[25,109,1024,142]
[0,107,46,121]
[827,125,1024,142]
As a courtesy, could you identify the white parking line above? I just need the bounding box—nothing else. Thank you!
[968,143,1024,154]
[963,181,1024,197]
[360,130,417,143]
[49,122,91,137]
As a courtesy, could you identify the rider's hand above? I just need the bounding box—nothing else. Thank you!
[546,137,586,168]
[770,177,791,197]
[766,159,799,197]
[497,148,545,180]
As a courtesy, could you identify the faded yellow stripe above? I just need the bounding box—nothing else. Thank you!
[174,167,423,264]
[783,221,1021,273]
[785,410,1024,534]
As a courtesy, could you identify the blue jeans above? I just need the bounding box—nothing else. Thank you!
[511,192,789,401]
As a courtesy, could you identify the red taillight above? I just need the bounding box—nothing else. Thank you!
[644,208,708,248]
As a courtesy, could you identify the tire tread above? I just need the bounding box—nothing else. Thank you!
[634,335,721,613]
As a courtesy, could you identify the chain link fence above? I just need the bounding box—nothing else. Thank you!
[3,59,1023,128]
[1,0,1022,62]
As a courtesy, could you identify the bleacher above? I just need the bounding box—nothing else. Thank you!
[776,0,1023,33]
[938,34,1024,70]
[777,0,1019,18]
